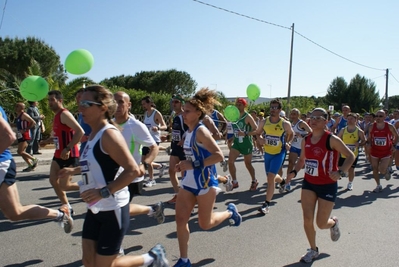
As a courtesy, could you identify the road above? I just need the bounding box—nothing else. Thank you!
[1,153,398,267]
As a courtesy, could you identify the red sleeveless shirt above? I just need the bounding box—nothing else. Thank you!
[52,109,79,159]
[304,131,339,185]
[369,122,392,158]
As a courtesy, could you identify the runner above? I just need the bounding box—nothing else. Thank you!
[337,113,366,190]
[173,88,241,267]
[255,99,294,214]
[141,96,168,187]
[167,95,188,204]
[210,107,227,135]
[40,90,84,216]
[0,106,73,233]
[286,108,355,263]
[286,108,312,191]
[14,102,38,172]
[331,105,351,134]
[367,110,398,192]
[75,88,92,154]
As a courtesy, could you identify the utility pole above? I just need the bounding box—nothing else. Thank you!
[385,68,389,109]
[286,23,295,113]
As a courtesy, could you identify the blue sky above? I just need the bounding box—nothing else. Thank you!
[2,0,398,101]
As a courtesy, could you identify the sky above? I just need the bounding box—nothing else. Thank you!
[1,0,399,101]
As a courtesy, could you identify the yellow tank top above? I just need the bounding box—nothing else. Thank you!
[263,117,285,155]
[342,126,359,157]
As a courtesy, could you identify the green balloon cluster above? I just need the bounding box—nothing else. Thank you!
[224,105,240,122]
[65,49,94,75]
[20,76,49,101]
[246,84,261,101]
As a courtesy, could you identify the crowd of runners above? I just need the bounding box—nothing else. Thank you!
[1,86,398,266]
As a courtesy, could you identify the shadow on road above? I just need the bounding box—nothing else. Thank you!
[4,259,44,267]
[283,252,330,266]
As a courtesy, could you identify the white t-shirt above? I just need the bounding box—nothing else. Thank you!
[116,117,156,183]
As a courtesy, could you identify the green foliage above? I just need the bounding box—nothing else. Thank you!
[325,75,380,113]
[100,69,197,96]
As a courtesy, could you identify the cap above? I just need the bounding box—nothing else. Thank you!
[280,110,286,117]
[333,112,340,117]
[258,112,264,117]
[172,95,185,104]
[236,98,247,106]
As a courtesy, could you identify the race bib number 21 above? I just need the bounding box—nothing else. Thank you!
[305,159,319,176]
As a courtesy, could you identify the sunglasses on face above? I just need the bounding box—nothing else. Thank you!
[79,100,102,108]
[270,106,280,110]
[375,115,385,118]
[310,115,326,121]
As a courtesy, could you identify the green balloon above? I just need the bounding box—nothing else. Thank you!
[20,76,49,101]
[246,84,261,101]
[65,49,94,75]
[224,105,240,122]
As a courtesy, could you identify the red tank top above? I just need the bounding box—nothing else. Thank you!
[370,122,392,158]
[52,109,79,159]
[16,112,31,140]
[304,131,339,185]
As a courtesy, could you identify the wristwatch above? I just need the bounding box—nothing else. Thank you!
[99,187,111,198]
[338,170,347,177]
[192,160,201,169]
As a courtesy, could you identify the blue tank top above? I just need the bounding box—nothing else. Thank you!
[0,106,13,162]
[337,116,347,133]
[211,110,219,128]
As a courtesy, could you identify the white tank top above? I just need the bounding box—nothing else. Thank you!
[291,119,309,149]
[79,124,129,211]
[144,109,161,142]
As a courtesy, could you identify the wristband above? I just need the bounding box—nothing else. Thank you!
[290,170,297,178]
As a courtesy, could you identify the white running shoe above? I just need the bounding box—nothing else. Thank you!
[223,174,233,192]
[144,180,156,187]
[330,216,340,242]
[300,247,319,263]
[347,182,353,191]
[373,184,383,193]
[158,164,167,179]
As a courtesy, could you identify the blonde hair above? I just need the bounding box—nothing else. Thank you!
[187,87,221,120]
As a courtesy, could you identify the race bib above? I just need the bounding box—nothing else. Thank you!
[17,132,22,139]
[53,136,60,150]
[347,144,356,151]
[293,136,298,143]
[172,130,181,142]
[145,123,151,129]
[184,148,195,162]
[305,159,319,176]
[374,137,387,146]
[80,160,96,188]
[265,135,280,147]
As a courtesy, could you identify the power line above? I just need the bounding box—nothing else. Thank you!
[0,0,7,31]
[390,72,399,84]
[192,0,290,30]
[193,0,386,72]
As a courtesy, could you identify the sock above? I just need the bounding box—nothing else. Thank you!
[56,210,64,221]
[232,180,238,184]
[148,206,154,216]
[142,253,154,266]
[180,258,188,263]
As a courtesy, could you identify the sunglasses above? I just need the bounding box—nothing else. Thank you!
[79,100,102,108]
[270,106,280,110]
[310,115,326,121]
[375,115,385,118]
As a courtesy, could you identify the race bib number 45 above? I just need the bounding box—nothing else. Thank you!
[305,159,319,176]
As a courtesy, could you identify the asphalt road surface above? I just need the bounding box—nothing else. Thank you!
[1,153,398,267]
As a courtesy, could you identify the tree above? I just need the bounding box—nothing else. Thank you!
[325,75,380,112]
[100,69,197,96]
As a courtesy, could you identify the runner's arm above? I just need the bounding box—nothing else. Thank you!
[60,111,85,149]
[0,116,16,153]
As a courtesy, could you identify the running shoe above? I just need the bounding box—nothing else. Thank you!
[258,202,269,215]
[373,184,383,193]
[158,164,167,179]
[330,216,340,242]
[22,166,34,172]
[385,170,391,181]
[58,205,73,234]
[300,247,319,263]
[165,146,171,156]
[151,202,165,224]
[232,181,239,189]
[173,258,191,267]
[148,243,169,267]
[223,174,233,192]
[285,183,291,192]
[249,180,259,191]
[227,203,242,226]
[220,160,228,172]
[347,182,353,191]
[32,158,39,169]
[167,194,177,204]
[144,180,156,187]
